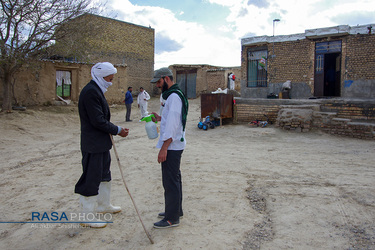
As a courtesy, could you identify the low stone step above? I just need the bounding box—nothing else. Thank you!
[313,111,337,116]
[332,118,352,123]
[280,104,320,111]
[347,122,375,127]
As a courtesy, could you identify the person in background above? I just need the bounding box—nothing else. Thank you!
[125,86,133,122]
[228,72,235,90]
[159,93,165,116]
[137,87,150,118]
[150,67,188,229]
[75,62,129,228]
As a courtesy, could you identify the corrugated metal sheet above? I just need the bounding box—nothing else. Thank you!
[201,94,233,119]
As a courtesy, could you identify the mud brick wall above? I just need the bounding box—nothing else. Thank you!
[207,70,226,92]
[344,34,375,80]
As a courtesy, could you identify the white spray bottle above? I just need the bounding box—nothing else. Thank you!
[141,114,158,139]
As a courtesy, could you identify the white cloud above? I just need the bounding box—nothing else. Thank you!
[106,0,375,69]
[226,0,375,38]
[110,0,241,68]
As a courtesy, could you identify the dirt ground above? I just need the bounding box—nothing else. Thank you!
[0,97,374,249]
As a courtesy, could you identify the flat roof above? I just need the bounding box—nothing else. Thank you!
[242,24,374,46]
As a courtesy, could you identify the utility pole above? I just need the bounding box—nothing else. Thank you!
[272,19,280,58]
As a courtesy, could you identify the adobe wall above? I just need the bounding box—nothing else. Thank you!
[3,61,127,106]
[206,68,241,93]
[206,70,225,92]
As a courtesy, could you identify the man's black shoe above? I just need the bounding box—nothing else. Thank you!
[158,212,183,219]
[126,119,132,122]
[153,218,179,229]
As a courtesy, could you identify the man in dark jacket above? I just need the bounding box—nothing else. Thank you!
[75,62,129,228]
[125,86,133,121]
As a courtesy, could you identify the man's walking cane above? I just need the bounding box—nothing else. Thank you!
[109,134,154,244]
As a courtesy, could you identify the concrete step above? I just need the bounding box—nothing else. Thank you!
[279,104,321,111]
[347,121,375,127]
[313,111,337,116]
[332,118,352,123]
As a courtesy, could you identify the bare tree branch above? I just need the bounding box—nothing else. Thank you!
[0,0,98,111]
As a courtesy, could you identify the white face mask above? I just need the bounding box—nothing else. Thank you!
[91,62,117,93]
[92,75,112,93]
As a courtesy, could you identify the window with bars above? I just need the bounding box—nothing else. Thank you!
[247,49,268,87]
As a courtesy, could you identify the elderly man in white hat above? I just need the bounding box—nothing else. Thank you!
[75,62,129,228]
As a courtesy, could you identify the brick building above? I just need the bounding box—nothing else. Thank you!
[53,14,155,95]
[168,64,240,98]
[240,24,375,99]
[235,24,375,140]
[1,14,155,106]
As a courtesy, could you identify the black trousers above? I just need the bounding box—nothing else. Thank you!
[75,151,111,196]
[125,103,132,121]
[162,150,183,222]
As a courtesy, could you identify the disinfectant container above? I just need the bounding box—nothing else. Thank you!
[141,114,158,139]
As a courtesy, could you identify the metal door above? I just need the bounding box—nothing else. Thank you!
[314,54,324,96]
[176,69,197,99]
[186,72,197,99]
[176,73,186,96]
[314,41,342,97]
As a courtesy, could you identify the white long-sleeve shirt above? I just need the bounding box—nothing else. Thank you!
[137,90,150,105]
[156,93,186,150]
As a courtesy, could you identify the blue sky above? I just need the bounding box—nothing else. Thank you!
[102,0,375,69]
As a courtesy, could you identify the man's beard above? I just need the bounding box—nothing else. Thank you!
[161,82,169,93]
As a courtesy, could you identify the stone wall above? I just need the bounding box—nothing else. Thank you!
[234,97,375,140]
[275,105,318,132]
